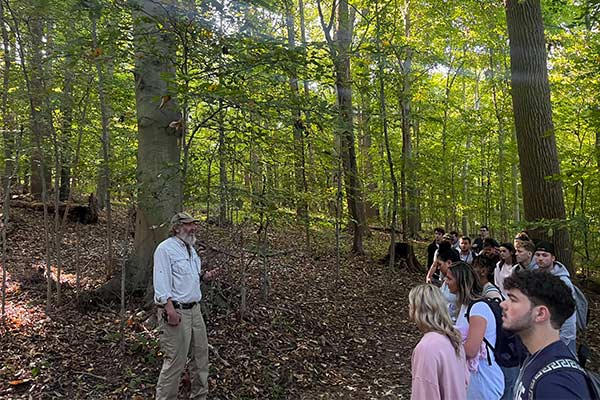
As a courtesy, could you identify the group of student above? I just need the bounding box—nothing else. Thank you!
[411,226,593,399]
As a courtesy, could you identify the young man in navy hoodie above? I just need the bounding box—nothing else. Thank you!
[501,270,591,399]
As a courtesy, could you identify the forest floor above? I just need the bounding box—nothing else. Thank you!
[1,207,600,400]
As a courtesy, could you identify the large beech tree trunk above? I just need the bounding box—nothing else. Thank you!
[505,0,572,267]
[126,0,182,294]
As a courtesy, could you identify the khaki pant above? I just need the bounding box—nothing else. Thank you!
[156,305,209,400]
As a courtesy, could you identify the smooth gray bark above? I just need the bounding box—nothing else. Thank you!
[128,0,182,293]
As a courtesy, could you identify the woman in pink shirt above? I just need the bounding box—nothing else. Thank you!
[409,284,469,399]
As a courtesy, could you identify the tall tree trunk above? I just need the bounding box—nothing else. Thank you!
[218,102,229,226]
[490,49,508,239]
[596,130,600,173]
[512,128,521,222]
[91,10,113,278]
[57,17,75,202]
[376,4,398,265]
[338,1,366,254]
[505,0,572,267]
[460,58,473,236]
[398,1,418,238]
[126,0,182,294]
[358,92,378,221]
[318,0,367,254]
[179,14,191,195]
[335,137,343,278]
[298,0,316,194]
[52,110,63,304]
[59,63,74,201]
[71,85,90,305]
[441,56,462,228]
[284,0,310,246]
[26,9,52,198]
[0,0,15,187]
[413,108,422,232]
[7,0,53,309]
[0,126,20,324]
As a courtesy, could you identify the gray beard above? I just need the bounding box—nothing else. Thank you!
[177,232,197,247]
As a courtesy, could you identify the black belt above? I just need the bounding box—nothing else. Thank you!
[158,301,198,310]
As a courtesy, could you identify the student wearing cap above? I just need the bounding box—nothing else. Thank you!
[531,241,577,354]
[154,212,219,400]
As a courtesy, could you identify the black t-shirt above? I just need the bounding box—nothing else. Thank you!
[426,241,438,267]
[514,340,591,399]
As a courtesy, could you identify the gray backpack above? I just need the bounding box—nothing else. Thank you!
[555,261,589,332]
[572,284,589,332]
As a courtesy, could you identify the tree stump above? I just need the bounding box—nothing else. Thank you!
[380,242,423,273]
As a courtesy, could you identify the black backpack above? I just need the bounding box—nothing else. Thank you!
[465,297,529,368]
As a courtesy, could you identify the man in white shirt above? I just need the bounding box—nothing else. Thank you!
[154,212,218,400]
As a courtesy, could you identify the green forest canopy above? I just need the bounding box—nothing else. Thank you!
[1,0,599,272]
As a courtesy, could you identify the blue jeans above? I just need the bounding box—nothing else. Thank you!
[500,366,519,400]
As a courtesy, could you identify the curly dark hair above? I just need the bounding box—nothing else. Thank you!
[437,241,460,263]
[503,270,575,330]
[473,255,495,283]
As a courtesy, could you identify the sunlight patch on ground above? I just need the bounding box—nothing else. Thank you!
[0,264,49,332]
[0,264,19,295]
[47,265,79,285]
[1,302,47,330]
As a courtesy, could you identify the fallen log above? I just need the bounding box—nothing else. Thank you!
[10,193,99,224]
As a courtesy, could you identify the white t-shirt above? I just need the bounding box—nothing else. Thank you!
[456,302,504,400]
[494,261,516,295]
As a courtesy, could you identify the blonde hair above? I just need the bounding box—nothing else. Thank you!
[514,231,534,250]
[409,284,462,355]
